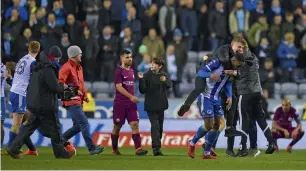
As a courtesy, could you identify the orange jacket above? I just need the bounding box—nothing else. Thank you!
[59,59,87,107]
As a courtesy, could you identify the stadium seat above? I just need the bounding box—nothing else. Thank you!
[92,81,110,93]
[281,83,298,100]
[180,82,195,94]
[84,82,92,92]
[183,62,197,82]
[298,83,306,99]
[274,82,281,99]
[187,51,198,63]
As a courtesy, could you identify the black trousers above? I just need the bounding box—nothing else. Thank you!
[238,92,273,148]
[224,93,239,128]
[9,112,70,158]
[147,111,164,150]
[184,77,206,105]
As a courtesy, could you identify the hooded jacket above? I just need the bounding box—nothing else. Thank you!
[235,51,262,95]
[139,70,171,112]
[27,52,65,114]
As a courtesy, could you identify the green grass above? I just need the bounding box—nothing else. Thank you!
[1,147,306,170]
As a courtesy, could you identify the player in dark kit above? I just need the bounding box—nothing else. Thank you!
[111,49,148,156]
[272,98,304,153]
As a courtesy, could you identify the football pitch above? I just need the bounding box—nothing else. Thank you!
[1,147,306,170]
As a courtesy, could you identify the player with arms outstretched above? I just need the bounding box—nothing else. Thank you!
[7,41,39,155]
[272,98,304,153]
[187,53,244,160]
[111,49,148,156]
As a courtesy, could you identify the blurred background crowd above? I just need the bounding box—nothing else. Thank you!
[1,0,306,100]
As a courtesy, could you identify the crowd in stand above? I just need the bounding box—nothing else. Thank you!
[1,0,306,98]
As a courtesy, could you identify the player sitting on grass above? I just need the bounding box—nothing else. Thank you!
[111,48,148,156]
[272,98,304,153]
[187,53,243,160]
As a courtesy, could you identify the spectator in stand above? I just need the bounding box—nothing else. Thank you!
[267,0,284,24]
[3,9,23,40]
[2,29,15,62]
[45,13,63,48]
[281,12,295,38]
[135,44,148,69]
[59,33,70,65]
[159,0,176,43]
[297,15,306,75]
[97,26,119,84]
[121,0,134,28]
[257,37,271,66]
[52,0,66,27]
[197,4,210,51]
[141,4,159,37]
[164,44,182,98]
[169,29,187,85]
[120,27,137,55]
[247,15,269,49]
[27,13,43,40]
[180,0,198,51]
[249,0,265,26]
[142,28,165,59]
[293,7,303,24]
[277,32,299,82]
[259,58,276,98]
[62,0,78,16]
[4,0,28,21]
[137,53,151,74]
[296,14,306,46]
[27,0,38,14]
[80,27,99,82]
[83,0,102,30]
[98,0,112,32]
[243,0,257,11]
[109,0,125,35]
[268,15,282,57]
[122,7,142,41]
[14,28,34,60]
[36,7,47,23]
[64,14,83,47]
[229,0,250,37]
[208,0,228,52]
[176,0,185,28]
[138,0,152,20]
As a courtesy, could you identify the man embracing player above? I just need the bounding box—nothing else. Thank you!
[111,48,148,156]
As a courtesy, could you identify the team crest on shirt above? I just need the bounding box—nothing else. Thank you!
[288,117,292,121]
[116,118,120,122]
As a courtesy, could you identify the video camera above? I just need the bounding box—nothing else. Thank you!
[58,83,79,100]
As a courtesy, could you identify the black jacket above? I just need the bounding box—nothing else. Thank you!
[139,70,171,112]
[27,52,64,114]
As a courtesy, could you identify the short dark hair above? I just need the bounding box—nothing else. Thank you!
[152,57,164,66]
[120,48,132,56]
[232,52,245,62]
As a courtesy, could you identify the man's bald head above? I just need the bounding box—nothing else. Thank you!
[281,98,291,112]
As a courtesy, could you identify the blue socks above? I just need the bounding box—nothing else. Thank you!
[8,131,17,147]
[204,129,218,155]
[191,126,207,145]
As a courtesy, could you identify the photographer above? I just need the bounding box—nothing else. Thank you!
[138,57,171,156]
[7,46,75,159]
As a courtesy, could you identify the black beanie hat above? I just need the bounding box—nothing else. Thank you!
[49,46,62,58]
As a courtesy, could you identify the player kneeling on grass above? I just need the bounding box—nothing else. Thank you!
[111,48,148,156]
[187,54,243,160]
[272,98,304,153]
